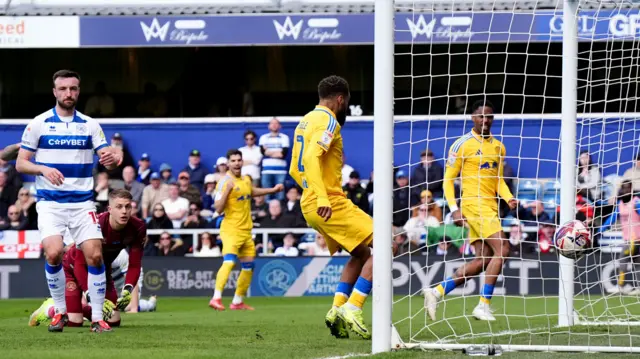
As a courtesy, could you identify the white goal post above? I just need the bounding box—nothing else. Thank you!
[373,0,640,354]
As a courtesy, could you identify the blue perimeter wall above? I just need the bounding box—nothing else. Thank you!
[1,117,638,182]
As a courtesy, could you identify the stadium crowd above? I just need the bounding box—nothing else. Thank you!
[0,116,630,258]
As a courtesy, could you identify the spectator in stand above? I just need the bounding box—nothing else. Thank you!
[366,171,374,212]
[412,190,443,223]
[507,220,529,256]
[0,155,22,189]
[251,195,268,223]
[145,204,174,256]
[343,171,370,215]
[184,149,208,193]
[177,171,202,206]
[341,152,355,187]
[159,163,175,184]
[577,150,601,201]
[93,172,111,213]
[98,133,135,180]
[114,166,145,203]
[84,81,115,117]
[162,183,190,228]
[141,172,169,219]
[259,118,290,201]
[282,186,304,226]
[393,170,419,227]
[137,82,167,117]
[202,174,217,213]
[155,233,184,257]
[622,152,640,192]
[257,199,301,246]
[274,233,300,257]
[181,203,207,229]
[393,227,420,256]
[538,223,556,251]
[241,85,255,117]
[137,153,152,185]
[411,149,443,199]
[194,232,221,257]
[0,205,28,230]
[514,200,552,226]
[0,171,17,218]
[14,187,36,230]
[299,232,331,256]
[432,237,457,256]
[404,204,440,247]
[131,201,140,219]
[211,157,228,184]
[239,130,262,187]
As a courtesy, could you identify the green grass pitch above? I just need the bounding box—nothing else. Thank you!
[1,296,639,359]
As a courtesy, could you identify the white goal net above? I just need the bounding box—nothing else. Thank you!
[382,0,640,353]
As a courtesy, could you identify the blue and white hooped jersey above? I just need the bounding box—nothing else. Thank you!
[259,133,290,174]
[21,108,108,206]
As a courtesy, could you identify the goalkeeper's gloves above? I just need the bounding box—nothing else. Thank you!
[103,299,116,321]
[116,284,134,311]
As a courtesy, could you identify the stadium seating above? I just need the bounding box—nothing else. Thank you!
[516,179,542,202]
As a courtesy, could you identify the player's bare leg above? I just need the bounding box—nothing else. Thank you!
[42,235,67,332]
[471,232,509,321]
[80,239,111,331]
[337,240,373,340]
[424,241,492,321]
[230,256,255,310]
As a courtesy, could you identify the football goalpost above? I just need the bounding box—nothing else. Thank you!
[372,0,640,354]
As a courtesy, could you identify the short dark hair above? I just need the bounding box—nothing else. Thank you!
[109,189,133,201]
[52,70,80,87]
[244,129,257,139]
[471,99,494,114]
[227,149,242,160]
[318,75,350,99]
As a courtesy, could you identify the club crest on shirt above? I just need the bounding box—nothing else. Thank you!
[76,124,87,134]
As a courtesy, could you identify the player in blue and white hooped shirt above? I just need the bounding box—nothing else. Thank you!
[16,70,122,334]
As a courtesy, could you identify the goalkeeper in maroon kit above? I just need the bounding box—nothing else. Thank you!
[29,189,146,332]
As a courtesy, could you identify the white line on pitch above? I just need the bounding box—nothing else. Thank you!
[315,353,373,359]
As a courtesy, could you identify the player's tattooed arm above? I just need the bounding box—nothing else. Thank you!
[0,143,20,161]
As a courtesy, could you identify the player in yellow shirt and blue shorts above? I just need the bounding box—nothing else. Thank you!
[424,100,518,321]
[208,149,283,311]
[290,76,374,340]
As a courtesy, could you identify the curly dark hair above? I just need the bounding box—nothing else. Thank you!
[318,75,350,99]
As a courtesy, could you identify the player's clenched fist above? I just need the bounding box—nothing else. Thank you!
[41,166,65,186]
[272,183,285,193]
[507,198,518,210]
[99,148,120,167]
[451,209,466,227]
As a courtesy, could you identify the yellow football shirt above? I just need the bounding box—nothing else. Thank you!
[443,129,514,212]
[215,172,253,232]
[289,105,345,210]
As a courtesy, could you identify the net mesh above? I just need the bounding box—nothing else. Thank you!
[391,0,640,351]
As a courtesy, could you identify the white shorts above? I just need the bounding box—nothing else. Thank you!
[37,201,103,246]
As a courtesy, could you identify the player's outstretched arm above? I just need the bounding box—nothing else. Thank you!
[252,184,284,197]
[0,143,20,161]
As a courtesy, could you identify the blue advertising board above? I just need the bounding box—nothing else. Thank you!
[1,116,639,182]
[78,10,640,47]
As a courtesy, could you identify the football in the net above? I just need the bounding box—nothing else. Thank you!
[554,220,592,259]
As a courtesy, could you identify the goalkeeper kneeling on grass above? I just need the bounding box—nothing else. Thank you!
[599,180,640,295]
